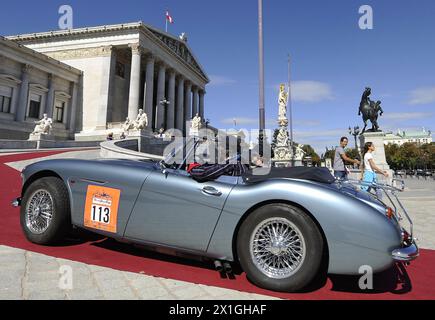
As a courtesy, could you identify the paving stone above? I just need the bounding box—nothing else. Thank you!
[170,285,208,300]
[26,278,62,292]
[159,278,192,291]
[131,284,171,299]
[27,270,60,282]
[101,286,138,300]
[198,284,243,298]
[0,290,23,300]
[67,287,103,300]
[27,289,67,300]
[124,274,162,289]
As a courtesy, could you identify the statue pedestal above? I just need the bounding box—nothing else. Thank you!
[127,129,154,138]
[28,133,55,141]
[359,131,394,184]
[28,133,55,149]
[127,129,154,153]
[189,128,199,137]
[272,145,292,167]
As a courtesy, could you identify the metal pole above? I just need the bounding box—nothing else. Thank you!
[258,0,265,133]
[288,54,294,165]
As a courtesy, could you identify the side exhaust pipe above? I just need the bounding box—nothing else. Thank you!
[214,260,223,272]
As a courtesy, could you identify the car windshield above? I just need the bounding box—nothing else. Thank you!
[159,137,201,171]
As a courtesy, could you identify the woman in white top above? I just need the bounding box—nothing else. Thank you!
[361,142,389,194]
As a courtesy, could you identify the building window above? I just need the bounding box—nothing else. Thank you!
[116,61,125,78]
[0,95,11,113]
[29,94,41,119]
[0,85,12,113]
[54,101,65,123]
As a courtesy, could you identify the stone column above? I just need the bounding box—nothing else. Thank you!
[45,74,55,118]
[166,70,176,130]
[184,81,192,133]
[156,63,166,130]
[68,81,78,136]
[16,64,30,122]
[176,77,185,131]
[143,55,155,131]
[199,90,205,120]
[127,43,142,122]
[192,86,199,117]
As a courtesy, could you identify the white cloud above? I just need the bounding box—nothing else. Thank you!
[291,81,334,103]
[408,86,435,105]
[208,75,236,87]
[383,112,433,121]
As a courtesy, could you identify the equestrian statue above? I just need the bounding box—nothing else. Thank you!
[358,87,384,133]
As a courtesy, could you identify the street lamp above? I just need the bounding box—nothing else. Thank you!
[258,0,265,156]
[348,126,360,148]
[349,125,361,158]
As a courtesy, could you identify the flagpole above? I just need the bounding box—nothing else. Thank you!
[165,17,168,33]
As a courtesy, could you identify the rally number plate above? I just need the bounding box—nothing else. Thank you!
[84,185,121,233]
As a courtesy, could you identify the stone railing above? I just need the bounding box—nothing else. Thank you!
[100,139,164,161]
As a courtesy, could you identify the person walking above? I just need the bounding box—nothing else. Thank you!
[333,137,360,180]
[360,142,389,196]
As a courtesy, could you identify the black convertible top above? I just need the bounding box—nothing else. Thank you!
[242,166,335,184]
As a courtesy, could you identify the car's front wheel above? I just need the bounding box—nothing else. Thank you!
[237,203,324,292]
[20,177,71,245]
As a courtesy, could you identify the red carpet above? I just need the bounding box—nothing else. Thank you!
[1,151,435,300]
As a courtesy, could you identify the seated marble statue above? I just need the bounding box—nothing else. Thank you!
[122,117,134,132]
[31,114,52,135]
[192,113,202,130]
[133,109,148,130]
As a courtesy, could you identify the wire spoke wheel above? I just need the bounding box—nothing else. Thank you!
[25,189,54,235]
[250,217,306,279]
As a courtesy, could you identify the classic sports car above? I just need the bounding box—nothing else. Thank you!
[12,139,418,292]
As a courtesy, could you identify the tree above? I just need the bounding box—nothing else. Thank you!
[302,145,321,167]
[324,148,335,159]
[345,148,360,162]
[384,142,435,170]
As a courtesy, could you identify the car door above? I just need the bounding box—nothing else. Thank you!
[124,168,237,252]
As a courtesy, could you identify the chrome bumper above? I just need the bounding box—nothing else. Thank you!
[392,243,419,262]
[11,197,21,207]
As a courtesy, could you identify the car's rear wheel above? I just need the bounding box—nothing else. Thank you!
[20,177,71,245]
[237,203,324,292]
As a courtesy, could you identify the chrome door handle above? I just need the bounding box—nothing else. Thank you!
[202,186,222,196]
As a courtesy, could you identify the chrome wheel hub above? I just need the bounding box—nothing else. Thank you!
[25,189,54,234]
[250,217,306,279]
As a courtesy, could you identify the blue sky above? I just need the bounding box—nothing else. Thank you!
[1,0,434,154]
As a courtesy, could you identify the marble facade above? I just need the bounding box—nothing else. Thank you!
[0,36,82,140]
[6,22,209,141]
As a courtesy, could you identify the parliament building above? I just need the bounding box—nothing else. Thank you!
[0,22,209,141]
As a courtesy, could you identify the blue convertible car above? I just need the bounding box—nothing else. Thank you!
[12,139,418,292]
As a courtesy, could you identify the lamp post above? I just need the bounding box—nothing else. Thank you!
[349,125,361,159]
[258,0,265,155]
